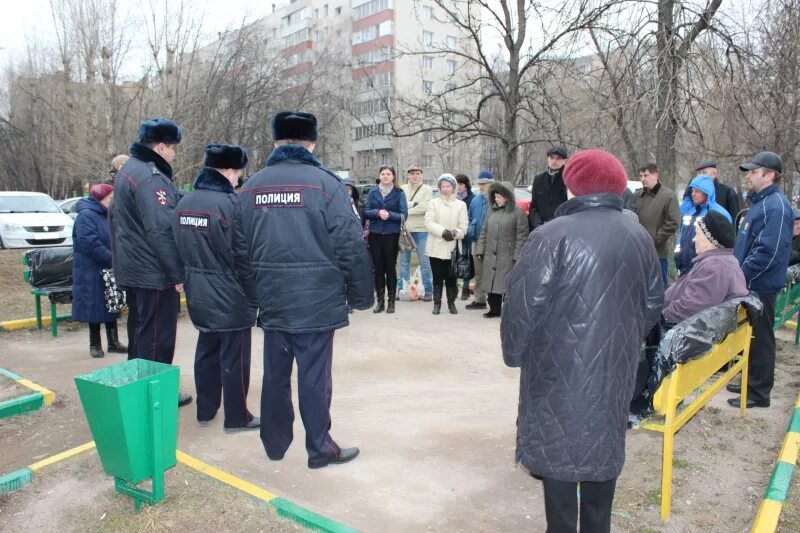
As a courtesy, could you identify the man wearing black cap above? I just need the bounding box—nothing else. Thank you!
[728,151,793,409]
[113,117,191,407]
[695,160,740,221]
[233,111,373,468]
[175,145,259,433]
[528,146,568,231]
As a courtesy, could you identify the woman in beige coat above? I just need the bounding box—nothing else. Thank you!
[476,181,529,317]
[425,174,469,315]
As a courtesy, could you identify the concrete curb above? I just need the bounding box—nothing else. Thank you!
[0,367,55,420]
[3,442,360,532]
[752,393,800,532]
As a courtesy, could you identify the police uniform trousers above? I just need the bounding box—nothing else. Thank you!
[131,287,179,364]
[125,288,139,361]
[748,291,778,404]
[260,330,341,468]
[195,329,253,428]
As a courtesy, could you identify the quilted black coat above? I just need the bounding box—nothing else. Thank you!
[501,194,664,482]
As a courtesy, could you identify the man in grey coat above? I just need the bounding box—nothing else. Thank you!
[635,163,681,288]
[502,149,663,533]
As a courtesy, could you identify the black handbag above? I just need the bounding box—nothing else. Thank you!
[449,241,474,279]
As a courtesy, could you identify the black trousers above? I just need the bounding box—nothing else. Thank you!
[260,330,340,468]
[195,329,253,428]
[131,287,179,364]
[126,289,139,360]
[430,257,457,288]
[542,477,617,533]
[487,293,502,314]
[748,292,777,404]
[368,233,400,297]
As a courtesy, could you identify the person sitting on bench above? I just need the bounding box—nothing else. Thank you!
[663,211,748,323]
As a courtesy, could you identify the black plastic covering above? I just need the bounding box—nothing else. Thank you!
[25,247,73,289]
[629,293,763,425]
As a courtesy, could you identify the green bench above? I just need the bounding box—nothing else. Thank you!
[774,274,800,345]
[22,249,73,337]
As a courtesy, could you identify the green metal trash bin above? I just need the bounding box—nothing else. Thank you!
[75,359,180,508]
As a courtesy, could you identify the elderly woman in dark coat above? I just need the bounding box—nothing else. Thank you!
[72,183,127,358]
[475,181,529,318]
[502,150,663,532]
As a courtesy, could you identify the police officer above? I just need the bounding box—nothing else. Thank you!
[113,118,192,407]
[175,145,259,432]
[233,111,373,468]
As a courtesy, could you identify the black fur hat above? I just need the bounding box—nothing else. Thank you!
[272,111,318,142]
[204,144,248,169]
[138,118,182,144]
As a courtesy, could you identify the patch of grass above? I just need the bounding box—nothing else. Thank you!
[673,458,690,469]
[705,406,721,415]
[647,489,661,506]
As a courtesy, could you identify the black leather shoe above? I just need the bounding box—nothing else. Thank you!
[178,392,193,407]
[224,416,261,434]
[726,382,741,394]
[309,447,360,469]
[483,311,501,318]
[465,302,487,310]
[89,345,105,358]
[727,397,770,408]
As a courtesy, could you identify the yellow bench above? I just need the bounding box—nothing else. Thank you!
[639,306,752,521]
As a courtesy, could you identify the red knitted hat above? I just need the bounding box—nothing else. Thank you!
[90,183,114,201]
[562,149,627,197]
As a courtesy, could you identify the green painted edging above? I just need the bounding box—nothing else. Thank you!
[0,467,33,495]
[0,392,44,420]
[0,367,23,381]
[789,408,800,435]
[270,497,359,533]
[765,461,794,503]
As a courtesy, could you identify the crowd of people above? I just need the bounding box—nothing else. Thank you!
[67,109,795,531]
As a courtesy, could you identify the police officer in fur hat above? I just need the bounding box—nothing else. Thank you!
[175,145,259,432]
[233,112,373,468]
[113,117,192,407]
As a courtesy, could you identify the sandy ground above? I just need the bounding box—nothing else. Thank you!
[0,301,799,531]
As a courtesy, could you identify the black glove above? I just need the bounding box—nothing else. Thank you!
[442,229,454,241]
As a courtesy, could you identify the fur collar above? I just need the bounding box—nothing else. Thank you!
[193,168,235,194]
[265,144,340,180]
[129,142,174,179]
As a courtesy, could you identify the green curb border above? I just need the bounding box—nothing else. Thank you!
[270,497,359,533]
[0,468,33,495]
[0,393,44,420]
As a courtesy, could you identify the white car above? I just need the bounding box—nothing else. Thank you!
[57,197,83,220]
[0,192,75,249]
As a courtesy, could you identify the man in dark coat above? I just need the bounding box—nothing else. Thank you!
[233,112,373,469]
[502,149,663,532]
[727,152,793,409]
[175,145,259,432]
[695,160,741,221]
[790,208,800,266]
[635,163,681,288]
[113,118,191,407]
[527,146,568,231]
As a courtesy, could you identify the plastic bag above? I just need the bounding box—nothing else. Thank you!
[397,278,414,301]
[410,266,425,299]
[25,247,72,288]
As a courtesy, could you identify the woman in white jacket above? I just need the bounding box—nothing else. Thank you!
[425,174,469,315]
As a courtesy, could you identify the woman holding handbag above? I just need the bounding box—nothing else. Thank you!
[71,183,127,357]
[363,165,408,314]
[475,181,529,318]
[425,174,469,315]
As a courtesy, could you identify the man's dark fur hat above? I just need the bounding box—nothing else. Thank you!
[138,118,182,144]
[272,111,318,142]
[204,144,248,169]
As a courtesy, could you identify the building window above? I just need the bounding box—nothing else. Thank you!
[422,154,434,167]
[355,46,393,65]
[285,28,310,47]
[423,31,434,47]
[352,21,394,45]
[423,56,434,69]
[446,59,456,75]
[354,0,391,21]
[354,123,388,141]
[423,5,435,20]
[446,35,457,49]
[336,6,342,15]
[423,80,433,93]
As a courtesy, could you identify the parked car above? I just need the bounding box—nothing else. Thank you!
[514,186,532,215]
[0,192,75,248]
[627,180,643,193]
[57,197,82,220]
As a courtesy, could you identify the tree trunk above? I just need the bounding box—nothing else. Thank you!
[655,0,678,189]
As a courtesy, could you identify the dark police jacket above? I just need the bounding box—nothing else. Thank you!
[528,168,567,231]
[233,144,373,333]
[175,168,257,332]
[113,143,183,290]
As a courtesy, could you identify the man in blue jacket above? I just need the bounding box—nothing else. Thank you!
[233,112,373,468]
[113,118,191,407]
[175,145,259,433]
[728,152,793,408]
[465,170,494,310]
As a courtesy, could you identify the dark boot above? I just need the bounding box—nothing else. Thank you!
[432,285,443,315]
[446,286,458,314]
[373,277,385,313]
[386,278,396,314]
[387,297,396,314]
[461,286,471,300]
[105,321,127,353]
[484,293,502,318]
[89,323,104,358]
